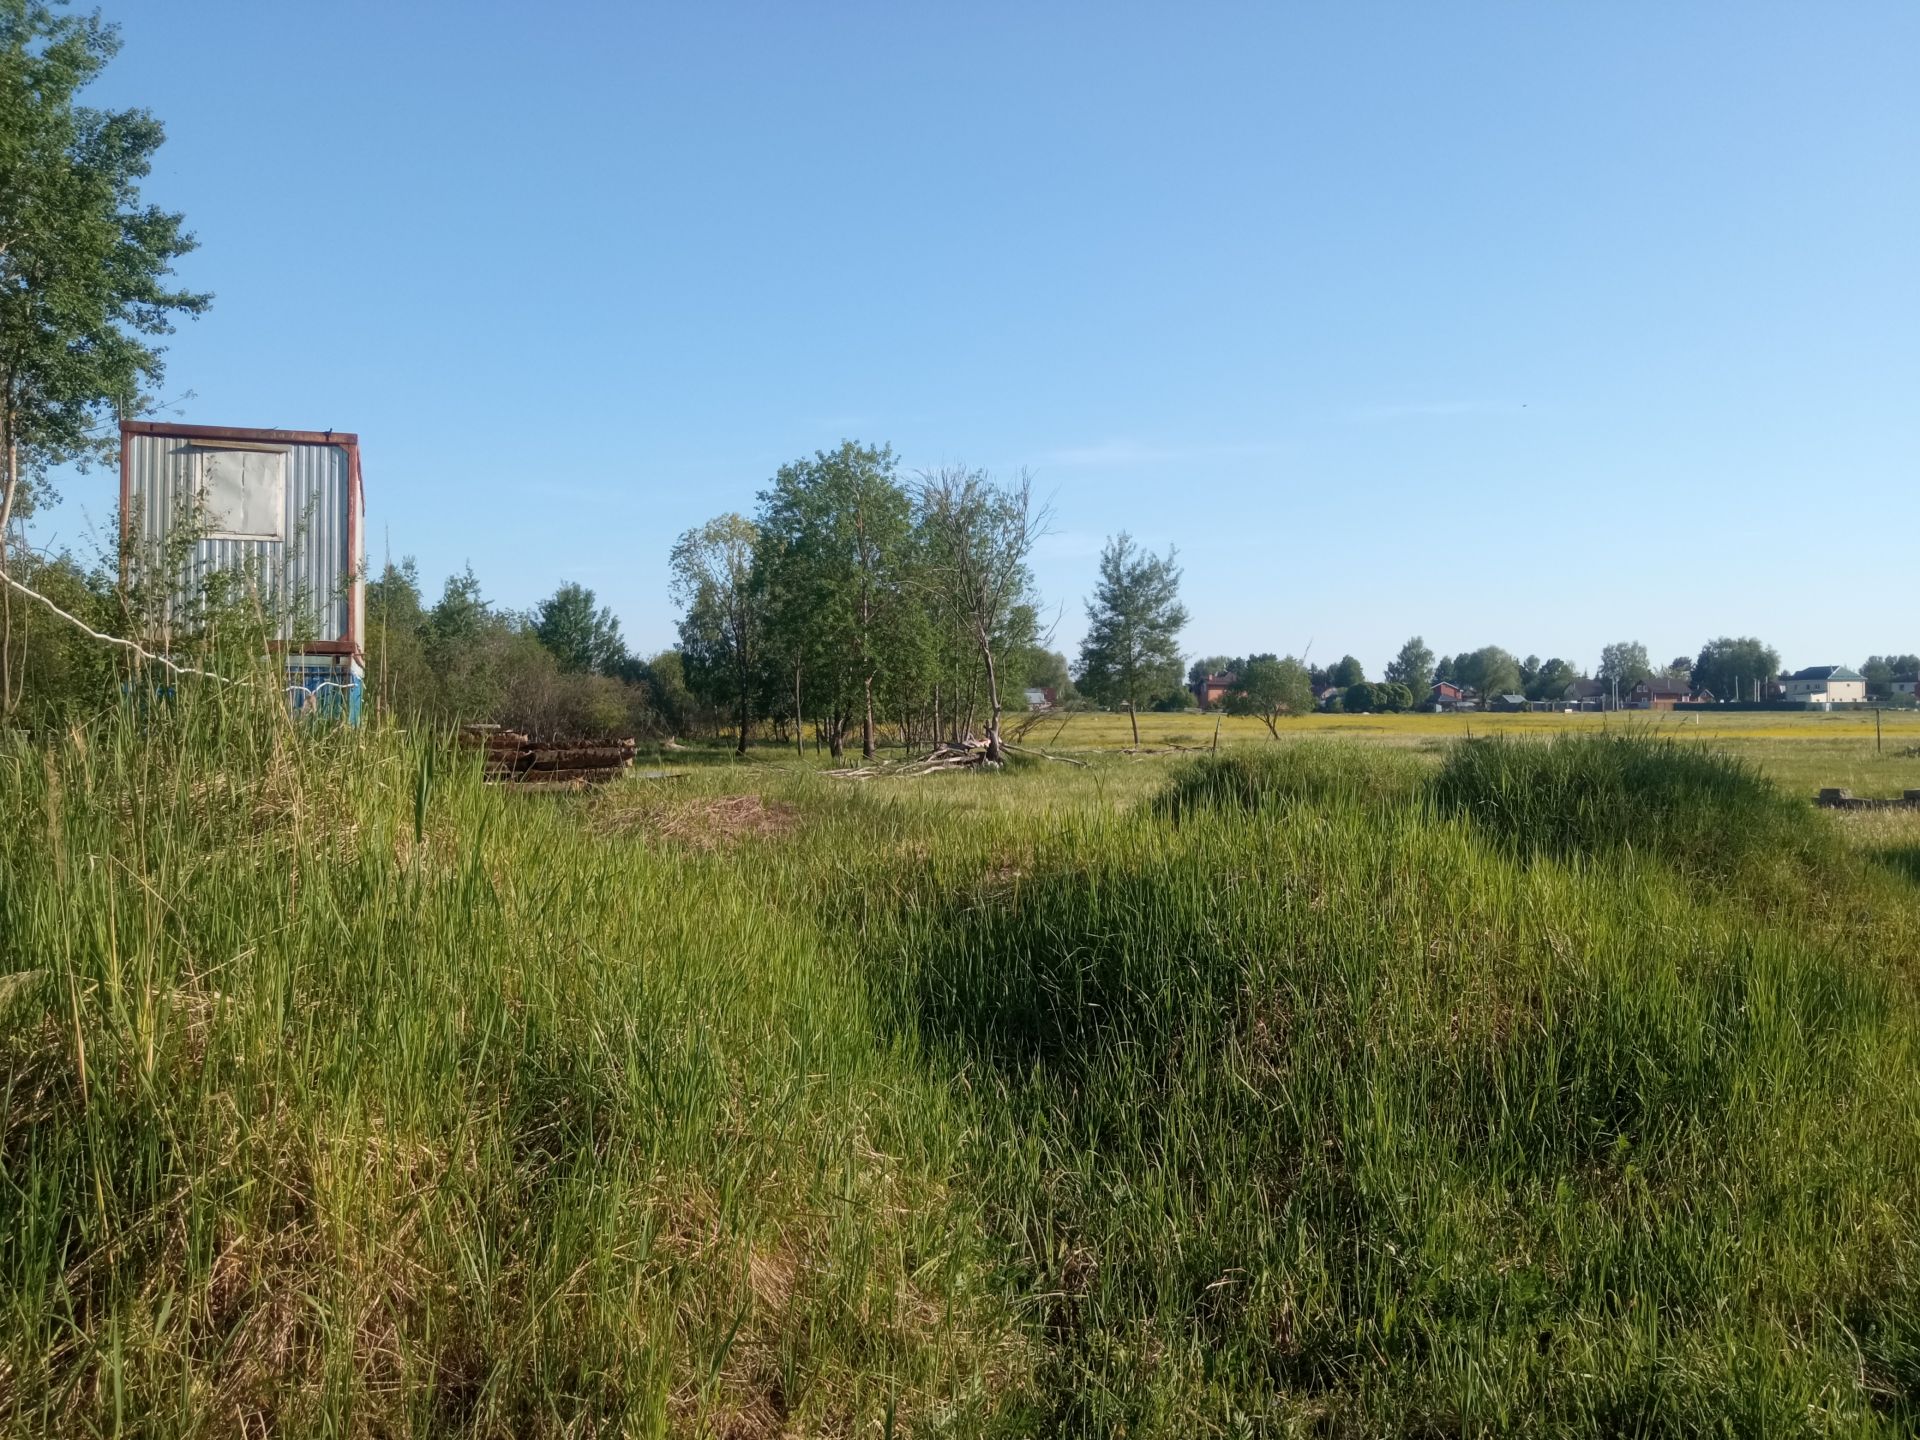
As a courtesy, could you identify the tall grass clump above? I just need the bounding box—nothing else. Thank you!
[1155,741,1425,821]
[1433,732,1846,895]
[8,696,1920,1436]
[864,748,1920,1434]
[0,684,1020,1436]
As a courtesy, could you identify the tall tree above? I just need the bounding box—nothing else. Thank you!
[670,514,764,756]
[1330,654,1365,688]
[1526,656,1578,701]
[1454,645,1522,699]
[1693,636,1780,703]
[1225,653,1313,738]
[534,582,627,675]
[0,2,210,711]
[1074,532,1188,747]
[1596,641,1652,692]
[1861,655,1920,698]
[756,441,914,760]
[915,466,1047,763]
[1385,636,1435,697]
[1374,681,1415,713]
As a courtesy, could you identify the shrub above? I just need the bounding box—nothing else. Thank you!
[886,770,1920,1431]
[1156,742,1424,820]
[1432,732,1840,892]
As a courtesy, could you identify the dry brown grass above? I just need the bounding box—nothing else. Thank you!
[595,790,801,850]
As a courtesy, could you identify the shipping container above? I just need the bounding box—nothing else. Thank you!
[120,421,366,720]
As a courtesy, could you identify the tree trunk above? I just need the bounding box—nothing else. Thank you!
[1127,698,1140,748]
[1,436,16,717]
[736,690,749,756]
[932,683,941,750]
[862,673,876,760]
[794,663,804,759]
[982,635,1004,763]
[0,428,18,541]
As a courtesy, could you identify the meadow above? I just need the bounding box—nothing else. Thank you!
[2,698,1918,1436]
[1007,706,1920,799]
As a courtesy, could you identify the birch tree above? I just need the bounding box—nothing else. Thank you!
[756,442,913,760]
[914,466,1047,764]
[670,514,763,756]
[0,1,210,709]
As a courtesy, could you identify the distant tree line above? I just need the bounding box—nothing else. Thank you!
[1174,632,1920,722]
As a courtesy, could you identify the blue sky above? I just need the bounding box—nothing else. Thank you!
[33,2,1920,676]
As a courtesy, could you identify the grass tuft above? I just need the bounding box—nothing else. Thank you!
[4,701,1918,1434]
[1155,741,1424,820]
[1432,731,1844,894]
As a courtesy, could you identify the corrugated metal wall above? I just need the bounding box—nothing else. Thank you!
[123,430,356,646]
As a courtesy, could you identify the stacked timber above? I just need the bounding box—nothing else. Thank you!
[1815,787,1920,811]
[460,726,636,788]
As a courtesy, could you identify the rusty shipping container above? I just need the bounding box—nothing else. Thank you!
[120,420,366,719]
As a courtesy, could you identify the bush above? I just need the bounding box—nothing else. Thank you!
[1432,732,1840,893]
[1157,742,1425,820]
[890,758,1920,1431]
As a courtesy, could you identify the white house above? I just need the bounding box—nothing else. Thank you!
[1780,665,1867,706]
[1894,677,1918,699]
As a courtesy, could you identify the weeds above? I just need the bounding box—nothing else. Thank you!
[2,710,1917,1435]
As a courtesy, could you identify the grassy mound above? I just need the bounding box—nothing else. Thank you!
[1155,742,1425,821]
[878,754,1920,1432]
[1431,732,1842,893]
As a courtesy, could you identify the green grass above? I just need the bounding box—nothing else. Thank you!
[3,695,1919,1434]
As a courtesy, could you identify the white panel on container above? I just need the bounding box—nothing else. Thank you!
[193,447,286,540]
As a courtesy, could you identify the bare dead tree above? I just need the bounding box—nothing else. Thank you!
[914,466,1050,764]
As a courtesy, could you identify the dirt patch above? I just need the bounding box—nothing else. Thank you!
[597,792,800,849]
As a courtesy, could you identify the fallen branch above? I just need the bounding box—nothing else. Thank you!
[0,566,236,685]
[823,740,1006,779]
[1002,743,1087,767]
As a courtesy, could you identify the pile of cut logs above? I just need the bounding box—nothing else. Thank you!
[1815,787,1920,811]
[461,726,636,788]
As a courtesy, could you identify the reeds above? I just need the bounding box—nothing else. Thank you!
[2,704,1916,1435]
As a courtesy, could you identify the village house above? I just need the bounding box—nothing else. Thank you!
[1427,680,1471,711]
[1561,677,1609,710]
[1022,687,1057,711]
[1780,665,1868,706]
[1192,671,1237,709]
[1894,676,1918,699]
[1627,676,1697,711]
